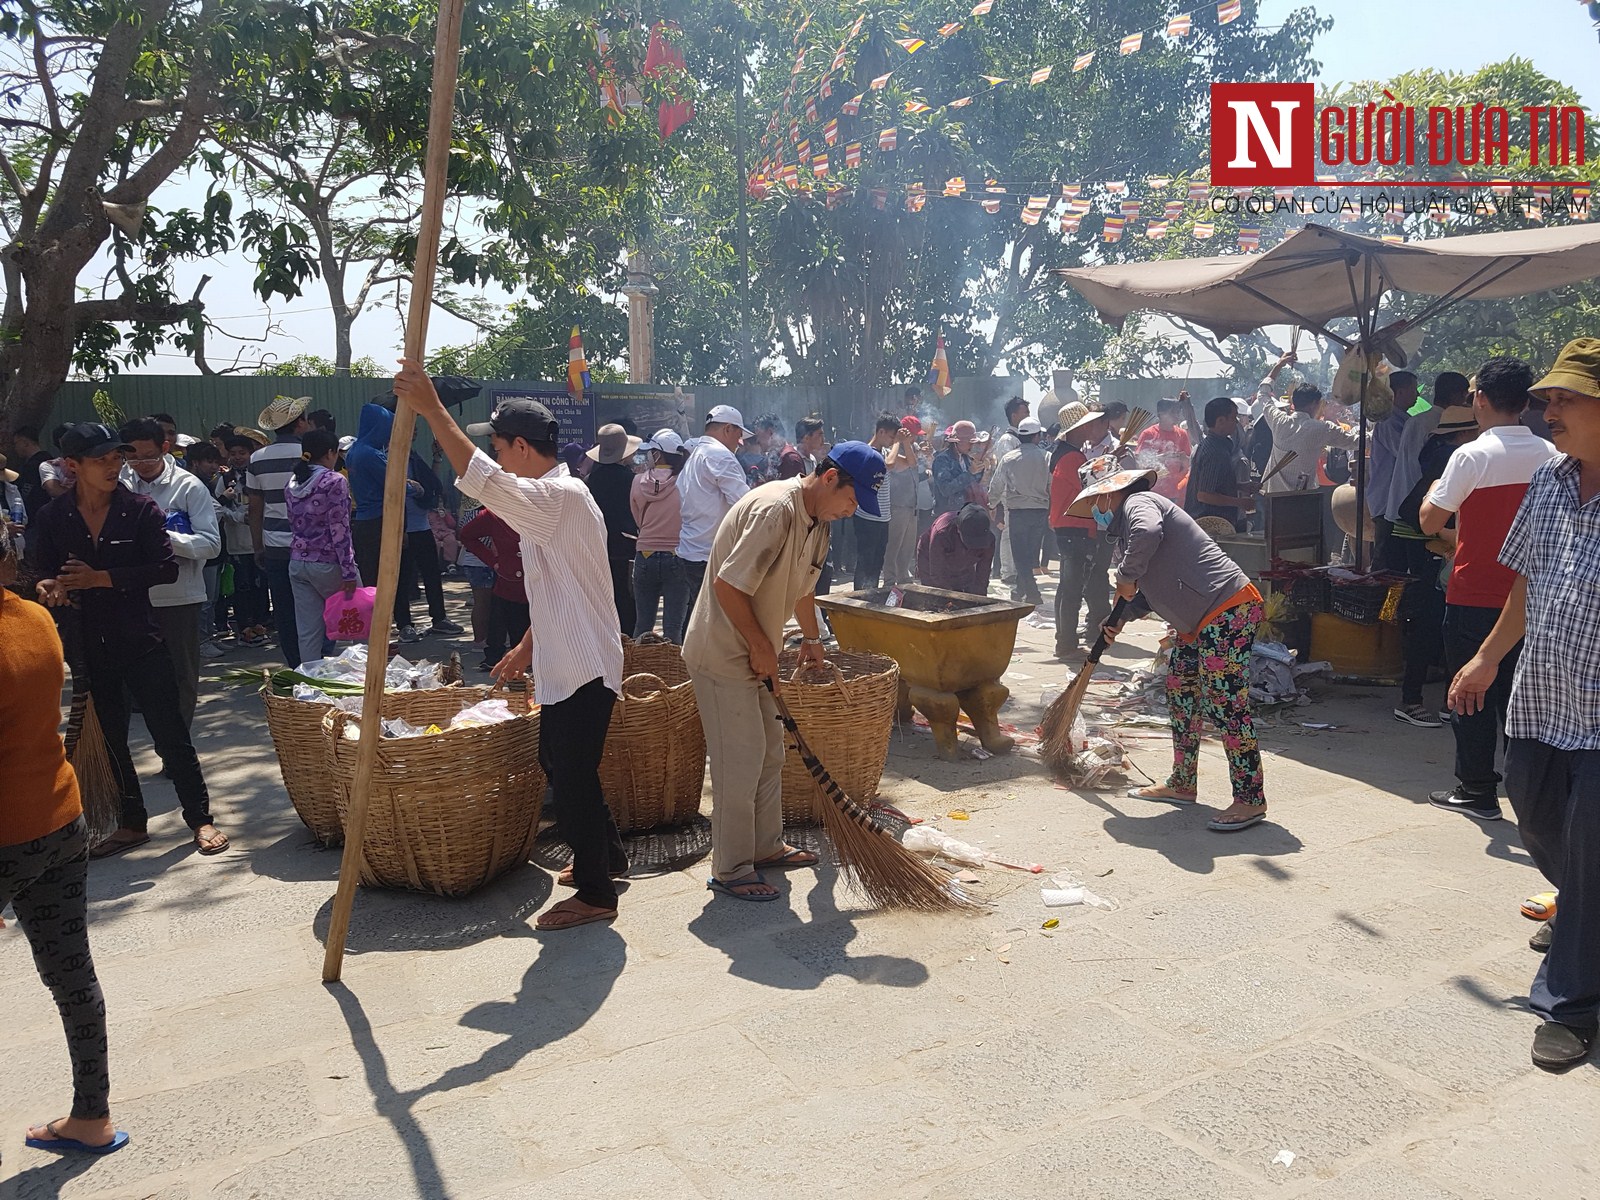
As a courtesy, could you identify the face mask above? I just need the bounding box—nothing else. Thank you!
[1092,505,1114,531]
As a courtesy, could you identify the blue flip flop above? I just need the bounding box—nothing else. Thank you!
[707,873,780,902]
[754,848,819,869]
[25,1125,129,1155]
[1207,811,1267,833]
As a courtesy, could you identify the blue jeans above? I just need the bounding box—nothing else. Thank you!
[261,555,300,668]
[634,551,689,644]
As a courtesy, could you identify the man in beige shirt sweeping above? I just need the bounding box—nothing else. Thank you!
[685,440,886,901]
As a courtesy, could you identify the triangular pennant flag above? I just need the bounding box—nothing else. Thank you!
[1021,205,1042,225]
[1381,233,1403,244]
[791,48,806,75]
[1061,183,1082,199]
[796,138,810,160]
[1027,194,1050,209]
[870,72,893,89]
[789,120,801,143]
[820,77,834,99]
[1060,211,1082,233]
[1238,226,1261,251]
[1103,216,1126,242]
[983,182,1005,214]
[826,185,850,209]
[1030,65,1053,84]
[878,127,897,150]
[1145,176,1172,189]
[1490,179,1514,197]
[831,48,848,71]
[1193,221,1215,239]
[1120,32,1143,55]
[824,118,839,145]
[1072,51,1094,71]
[1188,180,1210,202]
[870,187,887,209]
[794,13,811,43]
[1069,197,1092,213]
[845,141,862,167]
[842,94,863,116]
[908,191,927,212]
[1231,185,1253,197]
[947,96,974,107]
[939,22,963,37]
[1166,13,1193,36]
[926,332,952,396]
[904,99,931,114]
[812,153,829,177]
[1533,185,1553,201]
[1218,0,1242,24]
[781,163,799,187]
[1273,185,1296,199]
[1105,180,1127,194]
[1147,220,1169,239]
[944,176,967,195]
[1164,200,1184,219]
[805,97,818,123]
[894,37,926,54]
[981,75,1009,86]
[971,0,994,13]
[1120,199,1142,218]
[849,14,865,37]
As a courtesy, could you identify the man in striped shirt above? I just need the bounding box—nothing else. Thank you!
[248,395,313,666]
[397,361,627,933]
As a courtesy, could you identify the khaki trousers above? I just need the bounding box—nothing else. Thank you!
[694,670,787,881]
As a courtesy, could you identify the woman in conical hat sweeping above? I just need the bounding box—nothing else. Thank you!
[1068,455,1270,832]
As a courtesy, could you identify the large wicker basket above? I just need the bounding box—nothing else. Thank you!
[601,639,707,834]
[263,683,483,847]
[324,686,545,897]
[778,650,900,825]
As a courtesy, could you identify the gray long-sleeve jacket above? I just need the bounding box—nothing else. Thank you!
[1108,491,1250,635]
[990,443,1051,511]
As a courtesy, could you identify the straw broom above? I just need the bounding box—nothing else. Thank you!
[763,679,974,912]
[1113,407,1153,455]
[57,607,121,842]
[1039,595,1131,771]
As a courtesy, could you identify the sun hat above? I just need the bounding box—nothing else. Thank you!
[1016,416,1043,436]
[1195,515,1237,540]
[466,397,561,444]
[256,394,311,432]
[1060,404,1106,439]
[58,422,134,460]
[1434,405,1478,433]
[955,503,993,549]
[1530,338,1600,400]
[586,423,643,463]
[948,419,978,441]
[824,440,888,517]
[234,426,270,447]
[706,404,754,436]
[642,429,685,455]
[1064,454,1158,518]
[1056,401,1089,432]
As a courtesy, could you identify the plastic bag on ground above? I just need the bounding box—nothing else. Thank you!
[902,825,988,868]
[1041,873,1118,911]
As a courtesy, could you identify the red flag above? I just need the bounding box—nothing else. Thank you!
[643,23,695,139]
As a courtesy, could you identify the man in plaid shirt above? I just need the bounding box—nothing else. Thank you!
[1451,338,1600,1072]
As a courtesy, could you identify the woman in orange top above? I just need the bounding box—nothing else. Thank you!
[0,523,127,1156]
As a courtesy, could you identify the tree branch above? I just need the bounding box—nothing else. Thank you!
[73,293,202,330]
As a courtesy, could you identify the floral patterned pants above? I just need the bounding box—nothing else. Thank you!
[1165,600,1266,806]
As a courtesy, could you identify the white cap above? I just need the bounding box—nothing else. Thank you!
[175,433,198,448]
[642,429,685,454]
[705,404,753,436]
[1016,416,1043,435]
[338,434,356,451]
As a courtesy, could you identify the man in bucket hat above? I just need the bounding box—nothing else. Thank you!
[1450,338,1600,1071]
[1075,456,1271,833]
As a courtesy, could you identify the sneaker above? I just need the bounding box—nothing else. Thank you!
[1531,1021,1595,1072]
[1438,709,1454,724]
[199,640,226,660]
[1428,786,1503,821]
[429,619,465,636]
[1530,920,1554,953]
[398,625,423,644]
[1394,704,1442,728]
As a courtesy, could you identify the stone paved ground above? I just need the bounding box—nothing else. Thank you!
[3,579,1595,1199]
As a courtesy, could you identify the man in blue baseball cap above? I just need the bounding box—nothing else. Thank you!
[684,439,885,902]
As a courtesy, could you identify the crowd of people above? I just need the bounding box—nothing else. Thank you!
[3,336,1599,1163]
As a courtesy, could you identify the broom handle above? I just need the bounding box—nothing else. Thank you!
[322,0,467,984]
[1086,595,1132,665]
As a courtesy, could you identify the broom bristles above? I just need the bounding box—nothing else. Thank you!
[770,688,975,912]
[1114,406,1154,454]
[1039,667,1096,770]
[70,694,123,844]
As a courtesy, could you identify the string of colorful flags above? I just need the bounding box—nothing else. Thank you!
[750,0,1250,198]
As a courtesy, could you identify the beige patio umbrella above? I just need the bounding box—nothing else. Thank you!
[1056,221,1600,568]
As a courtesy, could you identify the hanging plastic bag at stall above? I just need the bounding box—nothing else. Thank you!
[1330,345,1394,418]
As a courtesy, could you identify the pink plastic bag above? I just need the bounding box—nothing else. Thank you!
[324,587,377,643]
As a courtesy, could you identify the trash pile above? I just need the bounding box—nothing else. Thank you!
[1249,641,1333,706]
[337,697,522,740]
[293,645,449,699]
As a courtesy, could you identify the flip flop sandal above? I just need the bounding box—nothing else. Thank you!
[706,874,780,902]
[1127,786,1198,805]
[534,902,618,931]
[1521,891,1558,921]
[89,834,150,860]
[193,830,229,856]
[25,1123,130,1155]
[1207,811,1267,832]
[755,848,819,869]
[556,867,630,888]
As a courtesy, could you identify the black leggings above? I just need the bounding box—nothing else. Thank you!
[0,817,109,1119]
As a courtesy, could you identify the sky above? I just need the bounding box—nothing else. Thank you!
[123,0,1600,378]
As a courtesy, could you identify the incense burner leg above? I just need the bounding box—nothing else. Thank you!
[907,683,962,760]
[958,680,1015,754]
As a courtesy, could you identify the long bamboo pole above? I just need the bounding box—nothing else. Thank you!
[323,0,467,982]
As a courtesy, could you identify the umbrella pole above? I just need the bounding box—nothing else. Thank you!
[322,0,467,983]
[1352,259,1377,574]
